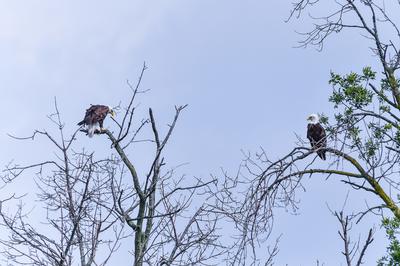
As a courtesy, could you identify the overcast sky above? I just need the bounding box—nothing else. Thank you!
[0,1,388,265]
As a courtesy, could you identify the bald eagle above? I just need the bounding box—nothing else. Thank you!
[307,114,327,160]
[78,105,115,137]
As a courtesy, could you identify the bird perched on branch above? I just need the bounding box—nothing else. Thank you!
[307,113,327,160]
[78,105,115,137]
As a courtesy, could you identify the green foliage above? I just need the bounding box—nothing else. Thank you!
[326,67,400,159]
[364,138,378,158]
[329,68,375,108]
[380,105,391,113]
[362,66,376,79]
[378,217,400,266]
[319,113,329,125]
[380,76,400,93]
[395,131,400,148]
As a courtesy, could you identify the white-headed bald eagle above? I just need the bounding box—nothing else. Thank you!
[307,113,327,160]
[78,105,115,137]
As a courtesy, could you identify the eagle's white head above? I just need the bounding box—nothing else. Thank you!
[307,113,319,124]
[107,106,116,118]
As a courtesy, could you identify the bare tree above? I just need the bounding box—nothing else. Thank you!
[0,101,123,266]
[334,210,374,266]
[0,64,226,266]
[97,63,225,266]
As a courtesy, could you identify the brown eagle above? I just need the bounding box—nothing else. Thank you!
[78,105,115,137]
[307,113,327,160]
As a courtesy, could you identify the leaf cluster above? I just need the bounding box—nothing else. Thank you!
[327,67,400,159]
[378,217,400,266]
[329,67,375,109]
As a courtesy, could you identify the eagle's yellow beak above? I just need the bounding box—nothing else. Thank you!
[110,110,116,118]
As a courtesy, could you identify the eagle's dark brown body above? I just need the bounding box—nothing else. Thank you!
[78,105,112,137]
[307,123,327,160]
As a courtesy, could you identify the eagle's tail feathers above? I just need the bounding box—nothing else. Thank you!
[317,151,326,160]
[88,124,97,138]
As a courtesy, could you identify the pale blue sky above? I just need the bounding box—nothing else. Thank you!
[0,1,387,265]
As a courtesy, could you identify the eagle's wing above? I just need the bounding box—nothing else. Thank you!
[93,105,109,123]
[316,125,326,147]
[78,105,97,126]
[314,124,327,160]
[307,124,317,146]
[78,105,109,129]
[307,123,327,160]
[85,105,101,124]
